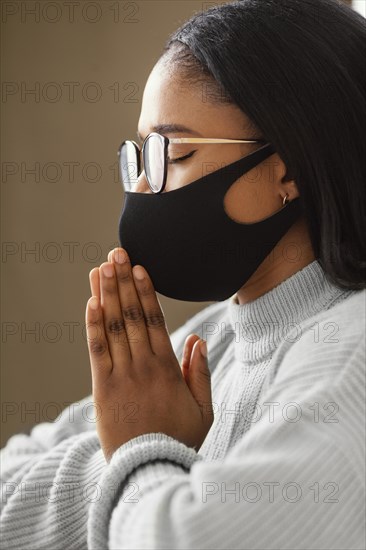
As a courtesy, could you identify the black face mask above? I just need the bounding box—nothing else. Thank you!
[118,143,302,302]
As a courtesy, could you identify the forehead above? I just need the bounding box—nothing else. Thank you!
[137,62,249,139]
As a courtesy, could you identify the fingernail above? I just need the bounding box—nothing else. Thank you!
[89,296,99,310]
[102,264,114,277]
[133,265,145,280]
[200,339,207,358]
[114,248,127,264]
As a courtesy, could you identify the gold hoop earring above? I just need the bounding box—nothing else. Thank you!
[282,193,289,206]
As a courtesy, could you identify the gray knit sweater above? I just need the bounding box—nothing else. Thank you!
[1,260,365,550]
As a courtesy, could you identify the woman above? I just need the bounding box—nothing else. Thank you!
[1,0,365,548]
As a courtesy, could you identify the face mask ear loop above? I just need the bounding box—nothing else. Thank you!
[219,143,277,187]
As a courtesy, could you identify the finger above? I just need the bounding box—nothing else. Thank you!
[181,334,200,383]
[129,261,173,356]
[89,267,100,299]
[107,250,113,263]
[111,251,152,357]
[85,296,113,383]
[189,339,213,426]
[99,261,132,365]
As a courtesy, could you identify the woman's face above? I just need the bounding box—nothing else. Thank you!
[135,61,299,223]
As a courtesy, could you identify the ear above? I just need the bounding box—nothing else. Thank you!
[275,157,300,201]
[281,177,299,199]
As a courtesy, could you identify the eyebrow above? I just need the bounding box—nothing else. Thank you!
[136,124,202,143]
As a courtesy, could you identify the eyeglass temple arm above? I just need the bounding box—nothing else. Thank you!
[169,138,266,144]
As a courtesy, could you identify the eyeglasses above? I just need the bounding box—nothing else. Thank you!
[117,132,269,194]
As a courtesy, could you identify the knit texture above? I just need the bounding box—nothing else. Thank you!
[1,260,365,549]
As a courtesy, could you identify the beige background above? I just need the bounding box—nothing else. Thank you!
[0,0,356,446]
[1,0,232,447]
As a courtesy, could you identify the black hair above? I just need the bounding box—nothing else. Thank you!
[159,0,366,290]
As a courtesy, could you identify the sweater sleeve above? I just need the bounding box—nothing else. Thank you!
[87,332,366,550]
[0,430,106,549]
[0,393,98,485]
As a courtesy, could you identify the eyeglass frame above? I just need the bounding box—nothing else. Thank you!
[117,131,270,194]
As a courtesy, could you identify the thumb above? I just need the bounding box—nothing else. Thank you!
[188,339,213,422]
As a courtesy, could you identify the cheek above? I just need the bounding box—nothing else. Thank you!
[165,158,209,191]
[223,163,281,223]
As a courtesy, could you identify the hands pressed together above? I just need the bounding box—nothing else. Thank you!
[86,248,214,463]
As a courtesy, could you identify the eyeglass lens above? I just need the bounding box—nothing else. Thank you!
[120,134,165,193]
[120,141,140,191]
[143,134,165,193]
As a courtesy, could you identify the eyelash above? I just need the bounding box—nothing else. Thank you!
[167,150,197,164]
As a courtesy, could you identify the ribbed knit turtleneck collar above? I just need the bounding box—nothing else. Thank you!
[228,260,353,365]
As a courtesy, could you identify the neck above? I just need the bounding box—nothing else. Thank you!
[236,217,316,305]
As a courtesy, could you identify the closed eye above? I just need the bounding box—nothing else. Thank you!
[167,150,197,164]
